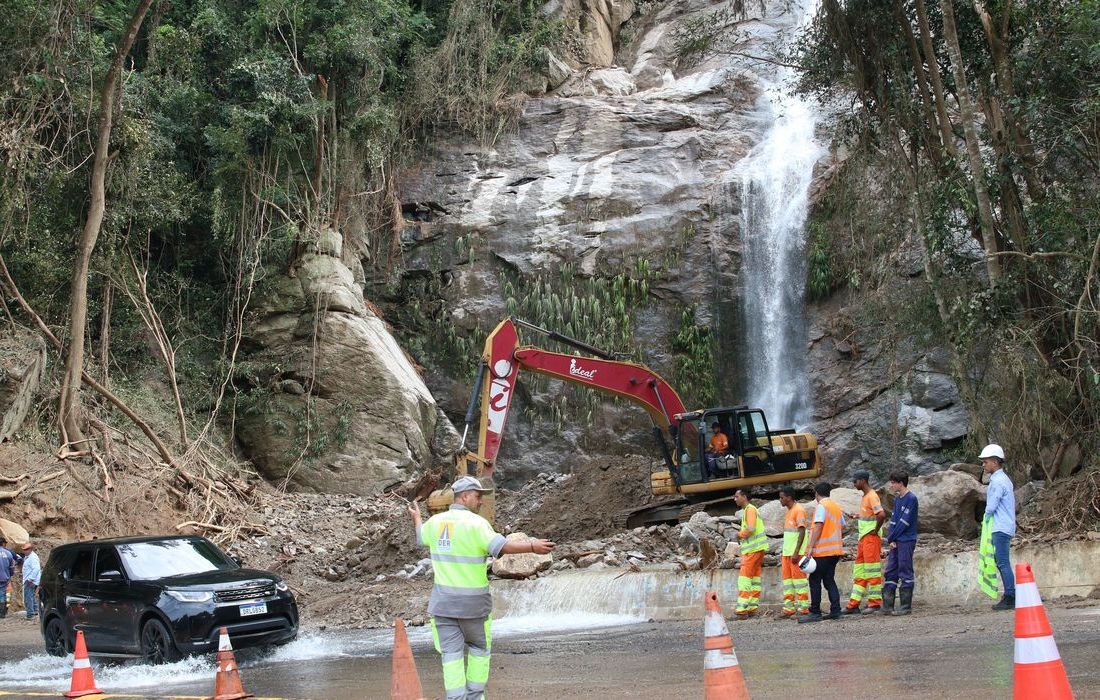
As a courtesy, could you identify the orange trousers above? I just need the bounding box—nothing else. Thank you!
[736,550,764,614]
[848,533,883,608]
[781,555,810,615]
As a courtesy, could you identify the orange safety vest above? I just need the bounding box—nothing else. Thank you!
[709,433,728,453]
[811,498,845,557]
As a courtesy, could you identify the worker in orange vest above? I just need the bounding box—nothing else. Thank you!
[778,486,809,618]
[798,482,847,623]
[843,470,886,615]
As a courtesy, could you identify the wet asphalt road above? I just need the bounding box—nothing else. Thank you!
[1,605,1099,698]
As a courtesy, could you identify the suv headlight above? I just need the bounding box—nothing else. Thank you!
[275,581,289,593]
[166,589,213,603]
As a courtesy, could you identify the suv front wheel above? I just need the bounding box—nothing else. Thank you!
[140,618,181,665]
[43,617,70,657]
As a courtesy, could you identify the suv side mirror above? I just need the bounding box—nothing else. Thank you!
[98,570,124,583]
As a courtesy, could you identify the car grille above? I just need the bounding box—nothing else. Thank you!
[215,584,275,603]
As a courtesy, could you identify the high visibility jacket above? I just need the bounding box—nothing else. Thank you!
[811,498,845,557]
[739,504,767,554]
[857,490,884,538]
[782,503,809,557]
[420,505,507,618]
[709,433,728,453]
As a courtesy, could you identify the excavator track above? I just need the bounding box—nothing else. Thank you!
[618,498,689,529]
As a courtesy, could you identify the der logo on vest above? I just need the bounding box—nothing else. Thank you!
[437,523,453,552]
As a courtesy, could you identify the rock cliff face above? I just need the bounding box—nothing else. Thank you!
[235,229,459,495]
[380,0,971,485]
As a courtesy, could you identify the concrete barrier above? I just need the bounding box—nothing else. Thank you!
[493,540,1100,620]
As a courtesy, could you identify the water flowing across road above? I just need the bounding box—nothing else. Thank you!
[737,0,825,431]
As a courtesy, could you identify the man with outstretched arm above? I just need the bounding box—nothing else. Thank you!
[409,476,555,700]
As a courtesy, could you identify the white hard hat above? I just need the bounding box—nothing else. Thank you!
[978,444,1005,460]
[798,556,817,574]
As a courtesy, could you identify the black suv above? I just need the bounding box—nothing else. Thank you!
[38,535,298,663]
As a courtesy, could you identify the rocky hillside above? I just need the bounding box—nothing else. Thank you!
[375,0,970,484]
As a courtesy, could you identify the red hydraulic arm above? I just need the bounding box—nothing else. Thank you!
[471,318,688,478]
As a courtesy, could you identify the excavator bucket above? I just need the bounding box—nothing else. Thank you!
[426,451,497,524]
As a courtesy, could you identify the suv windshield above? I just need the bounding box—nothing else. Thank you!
[117,539,236,580]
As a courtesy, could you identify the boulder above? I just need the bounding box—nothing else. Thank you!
[576,553,603,568]
[723,541,740,559]
[756,499,786,537]
[0,518,29,547]
[1014,481,1045,514]
[829,488,863,518]
[235,230,458,495]
[950,462,984,482]
[491,533,553,579]
[907,470,986,538]
[0,328,46,442]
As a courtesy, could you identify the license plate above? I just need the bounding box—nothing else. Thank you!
[239,603,267,617]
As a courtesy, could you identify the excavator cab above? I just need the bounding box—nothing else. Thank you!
[658,406,819,498]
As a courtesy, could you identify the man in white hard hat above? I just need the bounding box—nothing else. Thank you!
[980,444,1017,610]
[408,476,555,700]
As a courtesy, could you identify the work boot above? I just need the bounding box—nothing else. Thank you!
[894,587,912,616]
[992,595,1015,611]
[862,604,882,615]
[825,609,843,620]
[841,604,861,616]
[797,612,822,624]
[881,587,896,614]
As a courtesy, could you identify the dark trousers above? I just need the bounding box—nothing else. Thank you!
[883,540,916,591]
[808,555,841,614]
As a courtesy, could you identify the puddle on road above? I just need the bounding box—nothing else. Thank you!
[0,613,645,692]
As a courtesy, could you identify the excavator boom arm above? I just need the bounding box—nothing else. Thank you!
[471,318,687,477]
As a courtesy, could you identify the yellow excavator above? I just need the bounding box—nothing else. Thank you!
[428,318,822,526]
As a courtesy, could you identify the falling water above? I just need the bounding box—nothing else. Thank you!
[737,1,825,430]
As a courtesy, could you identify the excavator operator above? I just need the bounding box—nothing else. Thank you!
[706,422,729,478]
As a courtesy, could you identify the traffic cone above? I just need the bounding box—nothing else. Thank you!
[63,630,102,698]
[208,627,254,700]
[390,618,425,700]
[1013,563,1074,700]
[703,591,751,700]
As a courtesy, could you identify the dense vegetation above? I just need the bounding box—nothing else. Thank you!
[0,0,555,458]
[796,0,1099,477]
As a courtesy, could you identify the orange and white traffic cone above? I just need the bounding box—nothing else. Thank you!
[390,618,425,700]
[1013,562,1074,700]
[208,627,254,700]
[63,630,102,698]
[703,591,751,700]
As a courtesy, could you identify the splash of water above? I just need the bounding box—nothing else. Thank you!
[737,1,825,431]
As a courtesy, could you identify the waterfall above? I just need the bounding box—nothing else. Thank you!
[736,1,824,431]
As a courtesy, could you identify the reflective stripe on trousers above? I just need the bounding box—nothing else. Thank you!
[736,551,764,613]
[431,614,493,700]
[849,533,883,607]
[781,555,809,614]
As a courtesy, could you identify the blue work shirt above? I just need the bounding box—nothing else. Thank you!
[21,551,41,586]
[985,469,1016,537]
[886,491,918,542]
[0,548,14,582]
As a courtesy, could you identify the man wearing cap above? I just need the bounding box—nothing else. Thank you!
[843,470,886,615]
[0,537,14,618]
[409,476,555,700]
[20,541,41,620]
[980,444,1016,610]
